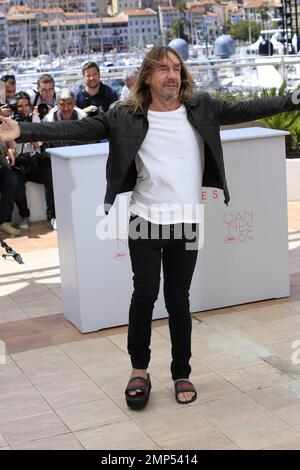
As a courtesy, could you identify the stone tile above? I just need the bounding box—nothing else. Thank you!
[0,296,15,306]
[5,333,53,354]
[202,311,261,332]
[56,399,129,432]
[0,306,29,324]
[189,372,240,403]
[198,351,263,373]
[161,431,240,450]
[262,355,300,377]
[274,404,300,431]
[133,408,213,444]
[75,421,158,450]
[30,372,106,409]
[48,326,84,345]
[263,439,300,450]
[12,345,78,373]
[204,330,272,359]
[0,412,68,446]
[0,388,51,422]
[10,284,57,305]
[0,319,43,339]
[281,378,300,398]
[33,313,67,330]
[0,368,33,395]
[232,299,283,312]
[244,305,299,324]
[0,432,7,447]
[268,338,299,361]
[267,316,300,338]
[219,362,287,393]
[20,297,64,318]
[284,301,300,313]
[59,337,129,374]
[233,325,289,346]
[193,393,267,428]
[0,282,29,297]
[248,384,300,412]
[49,287,63,299]
[12,433,84,450]
[219,414,300,450]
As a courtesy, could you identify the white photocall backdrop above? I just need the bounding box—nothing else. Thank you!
[50,127,290,333]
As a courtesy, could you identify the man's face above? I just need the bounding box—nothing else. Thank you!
[145,52,181,103]
[17,98,31,117]
[58,99,75,120]
[38,81,55,103]
[83,67,100,89]
[5,82,16,101]
[125,76,137,90]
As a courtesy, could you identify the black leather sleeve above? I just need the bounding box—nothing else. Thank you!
[19,112,109,143]
[209,94,300,125]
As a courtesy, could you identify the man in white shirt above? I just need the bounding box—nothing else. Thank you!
[120,68,139,101]
[1,47,299,410]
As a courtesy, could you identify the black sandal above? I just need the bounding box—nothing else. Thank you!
[174,379,197,404]
[125,374,151,410]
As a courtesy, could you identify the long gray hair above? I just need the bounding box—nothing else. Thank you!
[122,46,194,112]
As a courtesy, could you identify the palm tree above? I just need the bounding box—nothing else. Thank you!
[259,82,300,156]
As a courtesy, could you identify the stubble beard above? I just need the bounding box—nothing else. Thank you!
[161,81,179,102]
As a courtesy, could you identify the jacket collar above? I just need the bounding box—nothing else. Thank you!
[133,94,200,115]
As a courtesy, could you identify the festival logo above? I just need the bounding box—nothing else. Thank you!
[224,210,254,244]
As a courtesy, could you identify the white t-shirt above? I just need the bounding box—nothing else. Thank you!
[129,105,204,224]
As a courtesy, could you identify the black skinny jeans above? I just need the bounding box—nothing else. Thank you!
[0,166,19,224]
[15,159,55,220]
[128,216,199,381]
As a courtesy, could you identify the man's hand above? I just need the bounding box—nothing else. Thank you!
[0,115,21,141]
[6,147,16,167]
[83,105,98,114]
[0,106,13,118]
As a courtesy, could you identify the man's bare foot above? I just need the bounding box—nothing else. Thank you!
[128,369,148,396]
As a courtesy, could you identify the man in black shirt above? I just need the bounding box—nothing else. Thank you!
[75,61,118,114]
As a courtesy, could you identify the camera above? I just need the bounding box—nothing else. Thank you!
[12,112,32,123]
[8,97,32,123]
[87,106,101,117]
[37,103,49,120]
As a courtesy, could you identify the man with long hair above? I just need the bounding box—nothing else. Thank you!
[0,46,299,409]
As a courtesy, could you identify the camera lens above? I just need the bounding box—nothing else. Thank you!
[37,103,49,119]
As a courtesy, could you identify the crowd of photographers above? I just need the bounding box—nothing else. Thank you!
[0,62,138,237]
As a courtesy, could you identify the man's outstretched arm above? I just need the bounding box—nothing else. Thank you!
[0,112,109,143]
[209,93,300,126]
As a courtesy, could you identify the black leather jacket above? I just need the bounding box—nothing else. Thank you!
[19,92,299,209]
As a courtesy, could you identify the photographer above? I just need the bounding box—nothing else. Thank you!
[0,75,16,118]
[8,92,56,230]
[42,89,86,167]
[0,157,20,237]
[27,73,58,121]
[75,61,118,115]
